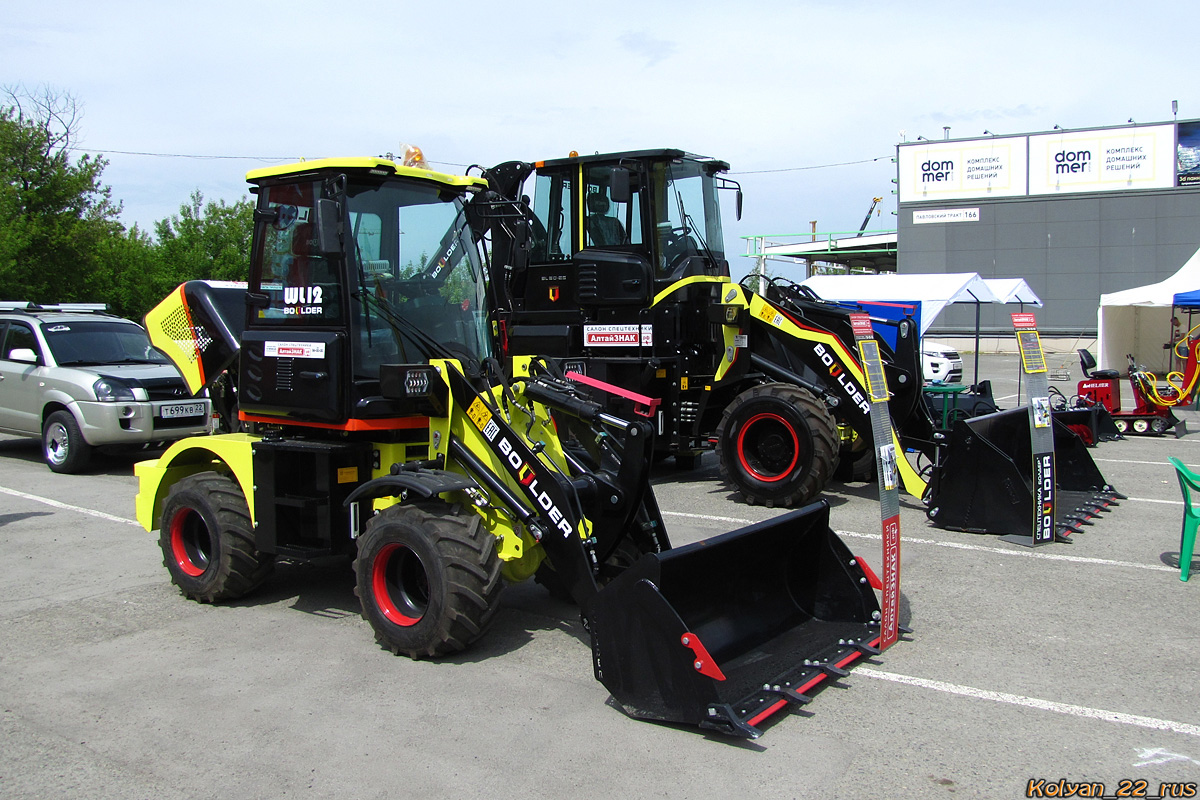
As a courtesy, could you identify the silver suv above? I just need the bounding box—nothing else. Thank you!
[0,303,212,473]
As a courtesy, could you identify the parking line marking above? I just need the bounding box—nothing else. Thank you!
[0,485,141,527]
[855,668,1200,738]
[659,511,1178,573]
[834,530,1178,573]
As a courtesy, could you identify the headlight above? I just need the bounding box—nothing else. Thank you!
[93,377,136,402]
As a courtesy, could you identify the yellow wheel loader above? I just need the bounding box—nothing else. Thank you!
[134,155,891,738]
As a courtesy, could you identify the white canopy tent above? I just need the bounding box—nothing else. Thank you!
[800,272,1044,386]
[983,278,1043,307]
[1097,247,1200,373]
[799,272,999,335]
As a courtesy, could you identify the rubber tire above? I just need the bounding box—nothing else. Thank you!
[715,383,838,508]
[1114,418,1129,433]
[1133,418,1150,433]
[834,438,875,483]
[355,504,503,659]
[42,410,92,474]
[159,471,274,603]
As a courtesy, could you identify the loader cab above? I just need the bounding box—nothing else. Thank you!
[243,158,491,425]
[508,150,735,355]
[526,150,732,287]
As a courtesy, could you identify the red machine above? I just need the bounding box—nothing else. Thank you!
[1076,332,1200,435]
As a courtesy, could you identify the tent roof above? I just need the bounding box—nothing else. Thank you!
[983,278,1043,306]
[1100,248,1200,307]
[1173,289,1200,308]
[800,272,1000,334]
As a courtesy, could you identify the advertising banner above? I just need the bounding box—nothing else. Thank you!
[1028,125,1175,195]
[1179,121,1200,186]
[898,137,1027,202]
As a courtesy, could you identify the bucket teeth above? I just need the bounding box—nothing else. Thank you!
[700,705,762,740]
[763,685,814,706]
[852,641,882,656]
[819,663,850,679]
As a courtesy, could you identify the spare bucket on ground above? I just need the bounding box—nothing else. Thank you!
[926,407,1123,540]
[586,500,885,739]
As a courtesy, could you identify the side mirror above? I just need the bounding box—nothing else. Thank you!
[314,198,342,256]
[8,348,38,364]
[610,168,632,204]
[735,189,744,221]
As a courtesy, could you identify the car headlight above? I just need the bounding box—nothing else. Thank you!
[93,377,136,402]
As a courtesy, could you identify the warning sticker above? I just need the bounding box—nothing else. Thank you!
[466,397,493,432]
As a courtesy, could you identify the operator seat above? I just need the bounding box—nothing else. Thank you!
[1078,348,1121,379]
[586,192,627,246]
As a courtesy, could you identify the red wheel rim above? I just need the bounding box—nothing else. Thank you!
[736,412,800,482]
[169,508,209,577]
[372,542,428,627]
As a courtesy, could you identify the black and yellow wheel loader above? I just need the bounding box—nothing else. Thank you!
[475,149,932,506]
[133,156,891,738]
[473,148,1121,540]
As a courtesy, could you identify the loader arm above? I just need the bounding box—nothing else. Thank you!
[729,286,929,498]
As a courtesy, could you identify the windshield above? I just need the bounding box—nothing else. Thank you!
[345,179,492,379]
[651,160,725,276]
[43,321,170,366]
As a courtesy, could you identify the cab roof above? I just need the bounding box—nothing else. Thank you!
[246,157,489,191]
[534,148,729,173]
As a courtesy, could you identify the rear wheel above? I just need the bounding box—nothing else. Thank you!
[716,383,838,507]
[355,504,503,658]
[42,410,92,473]
[159,471,274,602]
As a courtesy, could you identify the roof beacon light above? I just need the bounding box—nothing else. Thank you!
[400,143,428,169]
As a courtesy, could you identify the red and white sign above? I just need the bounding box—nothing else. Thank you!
[1011,312,1037,329]
[848,312,873,338]
[264,341,326,359]
[583,324,652,347]
[880,515,900,650]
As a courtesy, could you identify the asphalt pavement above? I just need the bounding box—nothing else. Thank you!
[2,353,1199,800]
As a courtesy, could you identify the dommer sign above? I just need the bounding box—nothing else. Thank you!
[897,137,1027,202]
[898,122,1178,201]
[1027,126,1175,194]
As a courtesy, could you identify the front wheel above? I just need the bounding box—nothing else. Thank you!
[355,504,503,658]
[715,383,838,508]
[42,410,92,473]
[159,471,274,603]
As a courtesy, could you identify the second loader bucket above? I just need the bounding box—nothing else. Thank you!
[586,501,884,739]
[1054,406,1122,445]
[927,407,1123,539]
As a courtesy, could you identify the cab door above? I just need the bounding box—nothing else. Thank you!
[0,321,46,434]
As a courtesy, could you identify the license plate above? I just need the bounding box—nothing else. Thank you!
[160,402,205,419]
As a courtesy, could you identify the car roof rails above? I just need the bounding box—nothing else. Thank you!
[0,301,111,314]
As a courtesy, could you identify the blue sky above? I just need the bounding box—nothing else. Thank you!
[3,0,1195,279]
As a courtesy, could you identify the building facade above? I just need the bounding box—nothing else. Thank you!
[897,120,1200,336]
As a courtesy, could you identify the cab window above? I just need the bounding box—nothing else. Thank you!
[252,181,342,323]
[584,165,642,248]
[530,172,573,261]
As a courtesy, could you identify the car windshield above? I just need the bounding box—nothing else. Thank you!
[42,321,170,366]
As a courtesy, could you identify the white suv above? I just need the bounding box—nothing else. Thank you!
[0,303,211,473]
[922,340,964,385]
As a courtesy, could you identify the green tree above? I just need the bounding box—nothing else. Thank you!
[0,86,125,304]
[153,190,254,287]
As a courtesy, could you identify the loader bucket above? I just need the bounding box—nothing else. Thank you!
[1053,406,1122,445]
[927,407,1123,539]
[586,501,884,739]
